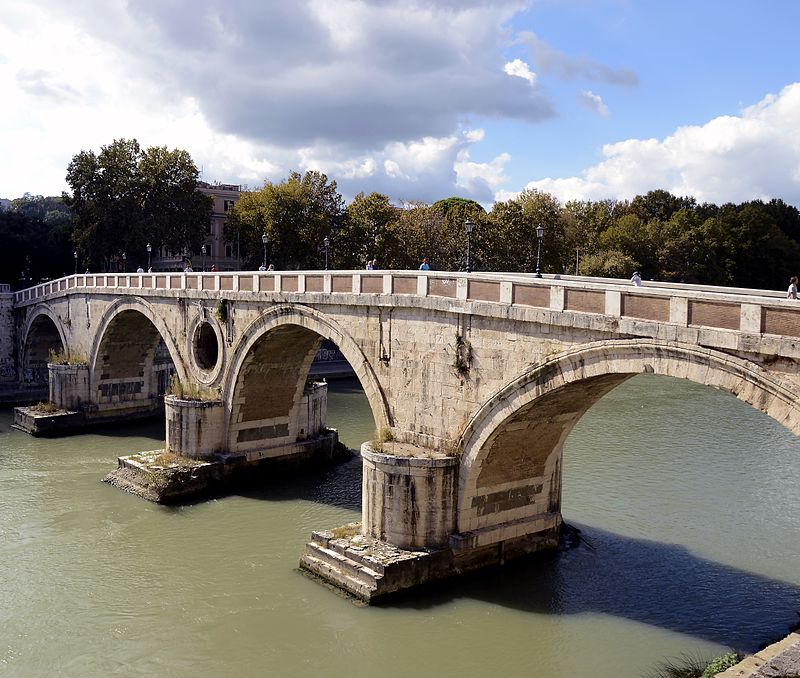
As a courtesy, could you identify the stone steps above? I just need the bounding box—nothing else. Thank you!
[299,541,382,601]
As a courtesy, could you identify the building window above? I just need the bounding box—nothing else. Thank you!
[225,244,233,258]
[224,200,235,212]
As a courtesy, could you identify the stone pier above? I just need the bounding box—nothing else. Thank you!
[104,381,345,503]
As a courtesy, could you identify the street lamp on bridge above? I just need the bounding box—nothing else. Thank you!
[464,218,475,273]
[122,252,126,272]
[323,236,330,270]
[262,232,268,270]
[534,224,544,278]
[73,250,78,275]
[201,244,206,272]
[146,242,152,271]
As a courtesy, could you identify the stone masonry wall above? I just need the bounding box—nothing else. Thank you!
[0,289,16,383]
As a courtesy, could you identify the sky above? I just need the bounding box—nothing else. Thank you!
[2,0,800,209]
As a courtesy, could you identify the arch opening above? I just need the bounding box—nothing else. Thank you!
[228,324,330,454]
[224,304,390,458]
[456,339,800,549]
[24,314,65,384]
[91,309,177,414]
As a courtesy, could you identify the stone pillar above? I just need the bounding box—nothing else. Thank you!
[0,286,13,384]
[49,363,90,411]
[361,443,458,549]
[298,381,327,440]
[165,396,225,459]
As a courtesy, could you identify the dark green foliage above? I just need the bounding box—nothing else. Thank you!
[64,138,212,272]
[0,195,74,288]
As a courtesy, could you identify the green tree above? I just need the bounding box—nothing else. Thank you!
[338,192,398,269]
[226,171,344,270]
[64,138,211,271]
[486,189,562,273]
[0,195,75,287]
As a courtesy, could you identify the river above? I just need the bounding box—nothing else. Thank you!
[1,374,799,677]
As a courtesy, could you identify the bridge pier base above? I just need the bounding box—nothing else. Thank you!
[103,381,349,503]
[300,442,562,602]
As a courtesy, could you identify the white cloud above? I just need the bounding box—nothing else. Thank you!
[578,90,609,116]
[515,83,800,206]
[504,58,537,85]
[0,0,555,203]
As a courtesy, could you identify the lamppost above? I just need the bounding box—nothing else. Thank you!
[261,232,268,269]
[323,236,330,270]
[534,224,544,278]
[122,252,126,272]
[201,244,206,272]
[73,250,78,275]
[146,242,152,271]
[464,218,474,273]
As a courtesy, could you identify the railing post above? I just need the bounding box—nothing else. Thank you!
[550,285,564,311]
[605,290,621,317]
[670,297,689,326]
[740,303,762,334]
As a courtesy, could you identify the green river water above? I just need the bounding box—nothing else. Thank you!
[1,374,799,677]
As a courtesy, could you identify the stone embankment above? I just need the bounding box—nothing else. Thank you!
[716,633,800,677]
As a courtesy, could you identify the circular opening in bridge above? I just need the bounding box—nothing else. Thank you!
[193,321,219,370]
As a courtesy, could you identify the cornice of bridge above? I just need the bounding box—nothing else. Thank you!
[11,270,800,358]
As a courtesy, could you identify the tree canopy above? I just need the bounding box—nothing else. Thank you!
[64,138,212,271]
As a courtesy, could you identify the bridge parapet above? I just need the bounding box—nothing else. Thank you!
[13,271,800,352]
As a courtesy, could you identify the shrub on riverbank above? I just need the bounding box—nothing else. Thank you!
[647,650,741,678]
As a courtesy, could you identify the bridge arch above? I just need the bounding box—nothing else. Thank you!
[456,339,800,536]
[223,304,390,454]
[21,304,67,383]
[89,298,187,413]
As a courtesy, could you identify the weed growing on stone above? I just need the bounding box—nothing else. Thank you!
[331,524,360,540]
[452,333,473,377]
[167,374,220,401]
[48,348,88,365]
[30,401,58,414]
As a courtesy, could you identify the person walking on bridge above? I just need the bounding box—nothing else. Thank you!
[788,275,798,299]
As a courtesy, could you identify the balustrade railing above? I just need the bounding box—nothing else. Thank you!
[11,270,800,339]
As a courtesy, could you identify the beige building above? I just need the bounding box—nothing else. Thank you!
[152,181,241,271]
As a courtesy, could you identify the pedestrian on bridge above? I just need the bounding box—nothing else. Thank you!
[419,257,430,271]
[631,271,642,287]
[788,275,798,299]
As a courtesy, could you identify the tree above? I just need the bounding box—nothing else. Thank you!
[226,171,345,270]
[0,195,75,287]
[486,189,563,273]
[64,138,212,270]
[338,192,399,269]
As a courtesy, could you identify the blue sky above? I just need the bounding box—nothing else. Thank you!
[496,1,800,188]
[2,1,799,208]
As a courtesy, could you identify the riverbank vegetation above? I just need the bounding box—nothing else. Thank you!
[4,141,800,292]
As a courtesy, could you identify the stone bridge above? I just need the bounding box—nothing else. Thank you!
[7,269,800,599]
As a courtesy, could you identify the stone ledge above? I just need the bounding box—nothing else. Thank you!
[716,633,800,677]
[299,525,450,603]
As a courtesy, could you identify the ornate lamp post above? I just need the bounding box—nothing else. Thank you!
[146,242,152,271]
[73,250,78,275]
[464,218,474,273]
[323,236,330,270]
[201,244,206,272]
[262,232,268,269]
[534,224,544,278]
[122,252,126,272]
